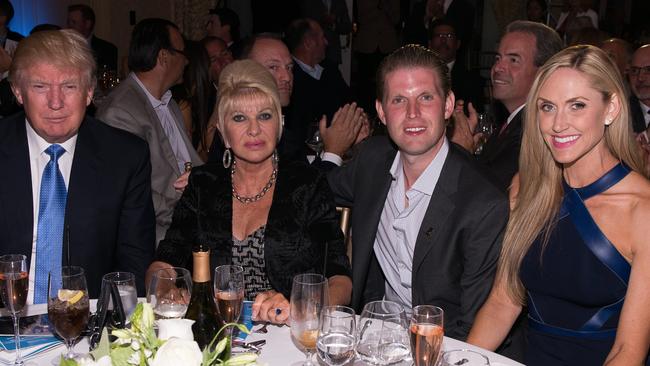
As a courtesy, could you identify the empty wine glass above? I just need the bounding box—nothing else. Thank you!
[47,266,90,362]
[290,273,329,366]
[147,267,192,320]
[473,112,496,155]
[214,265,244,330]
[356,300,411,365]
[101,272,138,323]
[0,255,28,366]
[410,305,444,366]
[317,305,356,366]
[441,349,490,366]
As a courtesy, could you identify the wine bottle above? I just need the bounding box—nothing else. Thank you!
[185,245,225,353]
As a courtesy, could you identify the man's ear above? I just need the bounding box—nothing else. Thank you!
[376,99,387,126]
[11,83,23,105]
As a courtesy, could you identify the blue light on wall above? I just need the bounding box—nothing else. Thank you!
[10,0,67,36]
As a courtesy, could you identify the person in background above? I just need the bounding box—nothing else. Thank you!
[0,29,155,299]
[148,60,352,324]
[206,7,242,58]
[66,4,118,72]
[299,0,352,65]
[96,18,203,244]
[600,38,633,79]
[526,0,548,24]
[467,45,650,366]
[0,0,22,117]
[629,45,650,133]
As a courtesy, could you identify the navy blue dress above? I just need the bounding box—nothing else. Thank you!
[520,164,649,365]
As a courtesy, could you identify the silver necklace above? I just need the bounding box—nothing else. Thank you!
[231,160,277,204]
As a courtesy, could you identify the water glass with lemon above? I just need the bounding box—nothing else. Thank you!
[47,266,90,362]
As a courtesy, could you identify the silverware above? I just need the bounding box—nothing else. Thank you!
[254,323,269,334]
[232,339,266,353]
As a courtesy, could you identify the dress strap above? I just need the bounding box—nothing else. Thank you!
[567,163,630,200]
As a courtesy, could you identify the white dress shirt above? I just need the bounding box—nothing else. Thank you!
[293,57,324,80]
[25,121,78,305]
[639,101,650,129]
[131,73,191,173]
[373,138,449,310]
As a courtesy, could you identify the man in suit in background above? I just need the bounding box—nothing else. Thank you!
[327,45,508,340]
[97,18,203,244]
[67,4,118,72]
[0,30,155,300]
[428,17,483,111]
[452,21,562,193]
[629,45,650,133]
[299,0,352,65]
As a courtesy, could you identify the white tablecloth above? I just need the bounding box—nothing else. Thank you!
[14,303,524,366]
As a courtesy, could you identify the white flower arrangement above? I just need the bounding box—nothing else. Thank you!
[61,303,259,366]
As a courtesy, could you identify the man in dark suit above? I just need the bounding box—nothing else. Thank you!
[452,21,562,193]
[629,45,650,133]
[299,0,352,65]
[327,45,508,340]
[0,30,155,302]
[67,4,118,71]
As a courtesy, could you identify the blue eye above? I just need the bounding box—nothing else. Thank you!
[233,114,246,122]
[571,102,586,110]
[539,102,555,112]
[258,112,273,121]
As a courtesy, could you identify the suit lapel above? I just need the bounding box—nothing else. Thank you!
[481,110,522,161]
[0,114,34,257]
[411,147,460,276]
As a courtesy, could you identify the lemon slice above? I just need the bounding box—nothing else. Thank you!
[58,289,84,304]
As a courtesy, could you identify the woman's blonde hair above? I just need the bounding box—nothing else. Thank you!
[498,45,645,304]
[216,60,283,147]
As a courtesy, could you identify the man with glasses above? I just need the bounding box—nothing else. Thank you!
[629,45,650,133]
[428,17,483,112]
[97,18,202,245]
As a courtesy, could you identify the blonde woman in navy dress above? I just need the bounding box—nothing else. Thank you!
[467,45,650,365]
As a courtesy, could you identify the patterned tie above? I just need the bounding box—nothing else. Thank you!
[33,144,67,304]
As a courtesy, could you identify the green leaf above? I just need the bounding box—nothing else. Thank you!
[232,323,251,335]
[58,356,79,366]
[212,337,228,357]
[109,344,136,366]
[90,328,111,361]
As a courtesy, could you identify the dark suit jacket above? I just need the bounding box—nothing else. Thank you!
[478,108,523,192]
[91,35,118,72]
[0,113,156,297]
[630,96,647,133]
[451,63,484,111]
[155,160,351,299]
[327,136,508,340]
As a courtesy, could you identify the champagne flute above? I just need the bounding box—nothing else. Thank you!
[101,272,138,322]
[214,265,244,326]
[317,305,356,366]
[410,305,444,366]
[0,255,28,366]
[47,266,90,362]
[290,273,329,366]
[147,267,192,320]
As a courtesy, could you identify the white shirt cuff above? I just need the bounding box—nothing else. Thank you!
[321,152,343,166]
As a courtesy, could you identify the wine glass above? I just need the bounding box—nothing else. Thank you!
[101,272,138,322]
[0,255,28,366]
[47,266,90,362]
[410,305,444,366]
[214,265,244,328]
[290,273,329,366]
[317,305,356,366]
[147,267,192,320]
[356,300,411,365]
[441,349,490,366]
[473,112,495,155]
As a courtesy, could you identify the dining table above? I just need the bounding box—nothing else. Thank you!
[12,302,524,366]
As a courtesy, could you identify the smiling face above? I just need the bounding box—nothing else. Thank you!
[12,62,93,143]
[491,31,539,113]
[537,67,619,168]
[222,92,280,166]
[376,67,454,165]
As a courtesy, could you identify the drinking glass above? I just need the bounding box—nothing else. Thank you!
[101,272,138,322]
[147,267,192,320]
[441,349,490,366]
[410,305,444,366]
[317,305,356,366]
[0,255,28,366]
[356,300,411,365]
[214,265,244,326]
[47,266,90,362]
[290,273,329,366]
[473,112,496,155]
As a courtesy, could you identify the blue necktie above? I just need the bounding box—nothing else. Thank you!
[34,144,67,304]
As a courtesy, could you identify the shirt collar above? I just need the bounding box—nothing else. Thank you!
[131,72,172,109]
[293,56,324,80]
[506,104,526,126]
[446,60,456,73]
[389,137,450,196]
[25,119,78,158]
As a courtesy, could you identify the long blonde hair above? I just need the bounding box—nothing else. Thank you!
[497,45,645,304]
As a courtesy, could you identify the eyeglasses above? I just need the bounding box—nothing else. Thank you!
[167,47,187,58]
[432,33,456,40]
[629,66,650,77]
